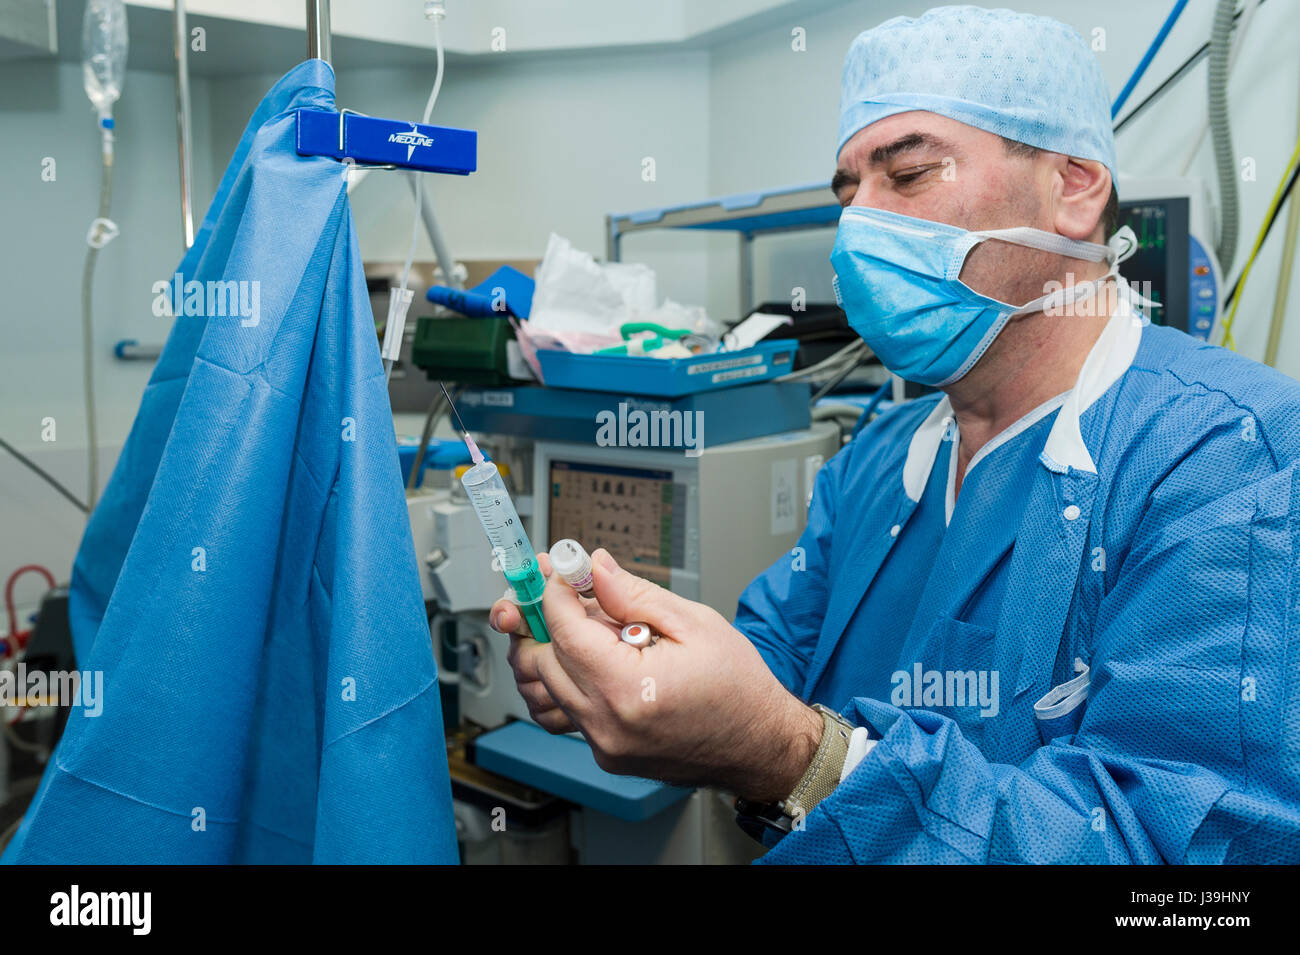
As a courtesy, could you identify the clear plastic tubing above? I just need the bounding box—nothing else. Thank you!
[460,459,551,643]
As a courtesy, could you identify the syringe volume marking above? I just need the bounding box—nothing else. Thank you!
[461,457,552,644]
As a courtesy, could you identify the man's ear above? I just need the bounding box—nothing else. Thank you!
[1054,157,1111,243]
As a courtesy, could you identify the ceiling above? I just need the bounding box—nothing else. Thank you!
[35,0,852,76]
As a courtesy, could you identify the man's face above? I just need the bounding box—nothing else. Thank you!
[832,111,1083,307]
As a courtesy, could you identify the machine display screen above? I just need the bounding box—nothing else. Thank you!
[547,461,685,587]
[1117,196,1190,332]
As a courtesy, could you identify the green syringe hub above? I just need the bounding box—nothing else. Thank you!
[505,564,551,643]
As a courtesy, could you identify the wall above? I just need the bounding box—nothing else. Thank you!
[0,57,215,634]
[205,48,716,314]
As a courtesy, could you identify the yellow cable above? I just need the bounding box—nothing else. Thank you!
[1263,68,1300,367]
[1263,178,1300,366]
[1220,137,1300,350]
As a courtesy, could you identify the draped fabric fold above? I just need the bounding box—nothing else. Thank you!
[3,60,458,864]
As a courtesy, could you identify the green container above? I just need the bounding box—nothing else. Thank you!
[411,315,516,385]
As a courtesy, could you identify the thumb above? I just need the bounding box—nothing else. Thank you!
[589,548,701,640]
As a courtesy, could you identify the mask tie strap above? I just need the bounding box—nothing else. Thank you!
[1105,227,1161,312]
[971,226,1110,262]
[1107,225,1138,266]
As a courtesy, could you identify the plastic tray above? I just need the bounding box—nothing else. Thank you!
[535,339,798,397]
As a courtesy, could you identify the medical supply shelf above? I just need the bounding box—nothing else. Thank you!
[605,181,841,314]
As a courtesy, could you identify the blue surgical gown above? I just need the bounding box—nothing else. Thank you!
[813,400,1061,719]
[736,324,1300,864]
[2,61,459,864]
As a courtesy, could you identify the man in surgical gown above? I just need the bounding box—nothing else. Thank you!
[490,5,1300,863]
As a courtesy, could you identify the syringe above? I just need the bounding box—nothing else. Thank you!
[442,383,552,643]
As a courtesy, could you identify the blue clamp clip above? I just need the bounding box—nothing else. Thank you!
[295,107,476,175]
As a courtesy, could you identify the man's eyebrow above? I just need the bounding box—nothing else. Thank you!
[832,132,958,195]
[830,169,857,196]
[868,132,955,165]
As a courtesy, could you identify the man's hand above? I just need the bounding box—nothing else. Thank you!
[489,552,612,736]
[490,549,822,801]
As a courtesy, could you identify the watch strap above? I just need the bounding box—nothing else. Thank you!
[783,703,853,819]
[733,704,856,841]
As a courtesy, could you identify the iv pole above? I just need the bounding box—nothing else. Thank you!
[173,0,195,249]
[307,0,464,290]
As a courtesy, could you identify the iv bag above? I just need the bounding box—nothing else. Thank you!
[82,0,128,121]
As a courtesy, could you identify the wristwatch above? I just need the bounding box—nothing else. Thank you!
[734,703,855,841]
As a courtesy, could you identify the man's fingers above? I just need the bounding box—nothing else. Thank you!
[505,627,588,715]
[534,641,591,713]
[491,551,598,725]
[503,594,590,711]
[491,552,556,639]
[506,633,586,722]
[490,599,528,638]
[516,677,557,713]
[541,561,622,671]
[532,706,576,735]
[588,548,699,639]
[506,633,544,682]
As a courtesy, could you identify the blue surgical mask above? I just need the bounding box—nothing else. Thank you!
[831,205,1131,387]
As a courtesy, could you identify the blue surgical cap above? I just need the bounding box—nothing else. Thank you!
[838,5,1117,183]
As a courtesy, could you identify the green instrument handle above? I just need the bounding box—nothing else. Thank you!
[620,321,688,340]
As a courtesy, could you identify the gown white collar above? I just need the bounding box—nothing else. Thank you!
[902,284,1147,522]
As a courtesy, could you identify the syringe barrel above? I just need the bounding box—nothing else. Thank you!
[461,460,552,643]
[460,459,506,493]
[460,461,532,572]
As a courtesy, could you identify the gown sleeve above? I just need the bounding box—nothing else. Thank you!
[732,446,845,694]
[760,459,1300,864]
